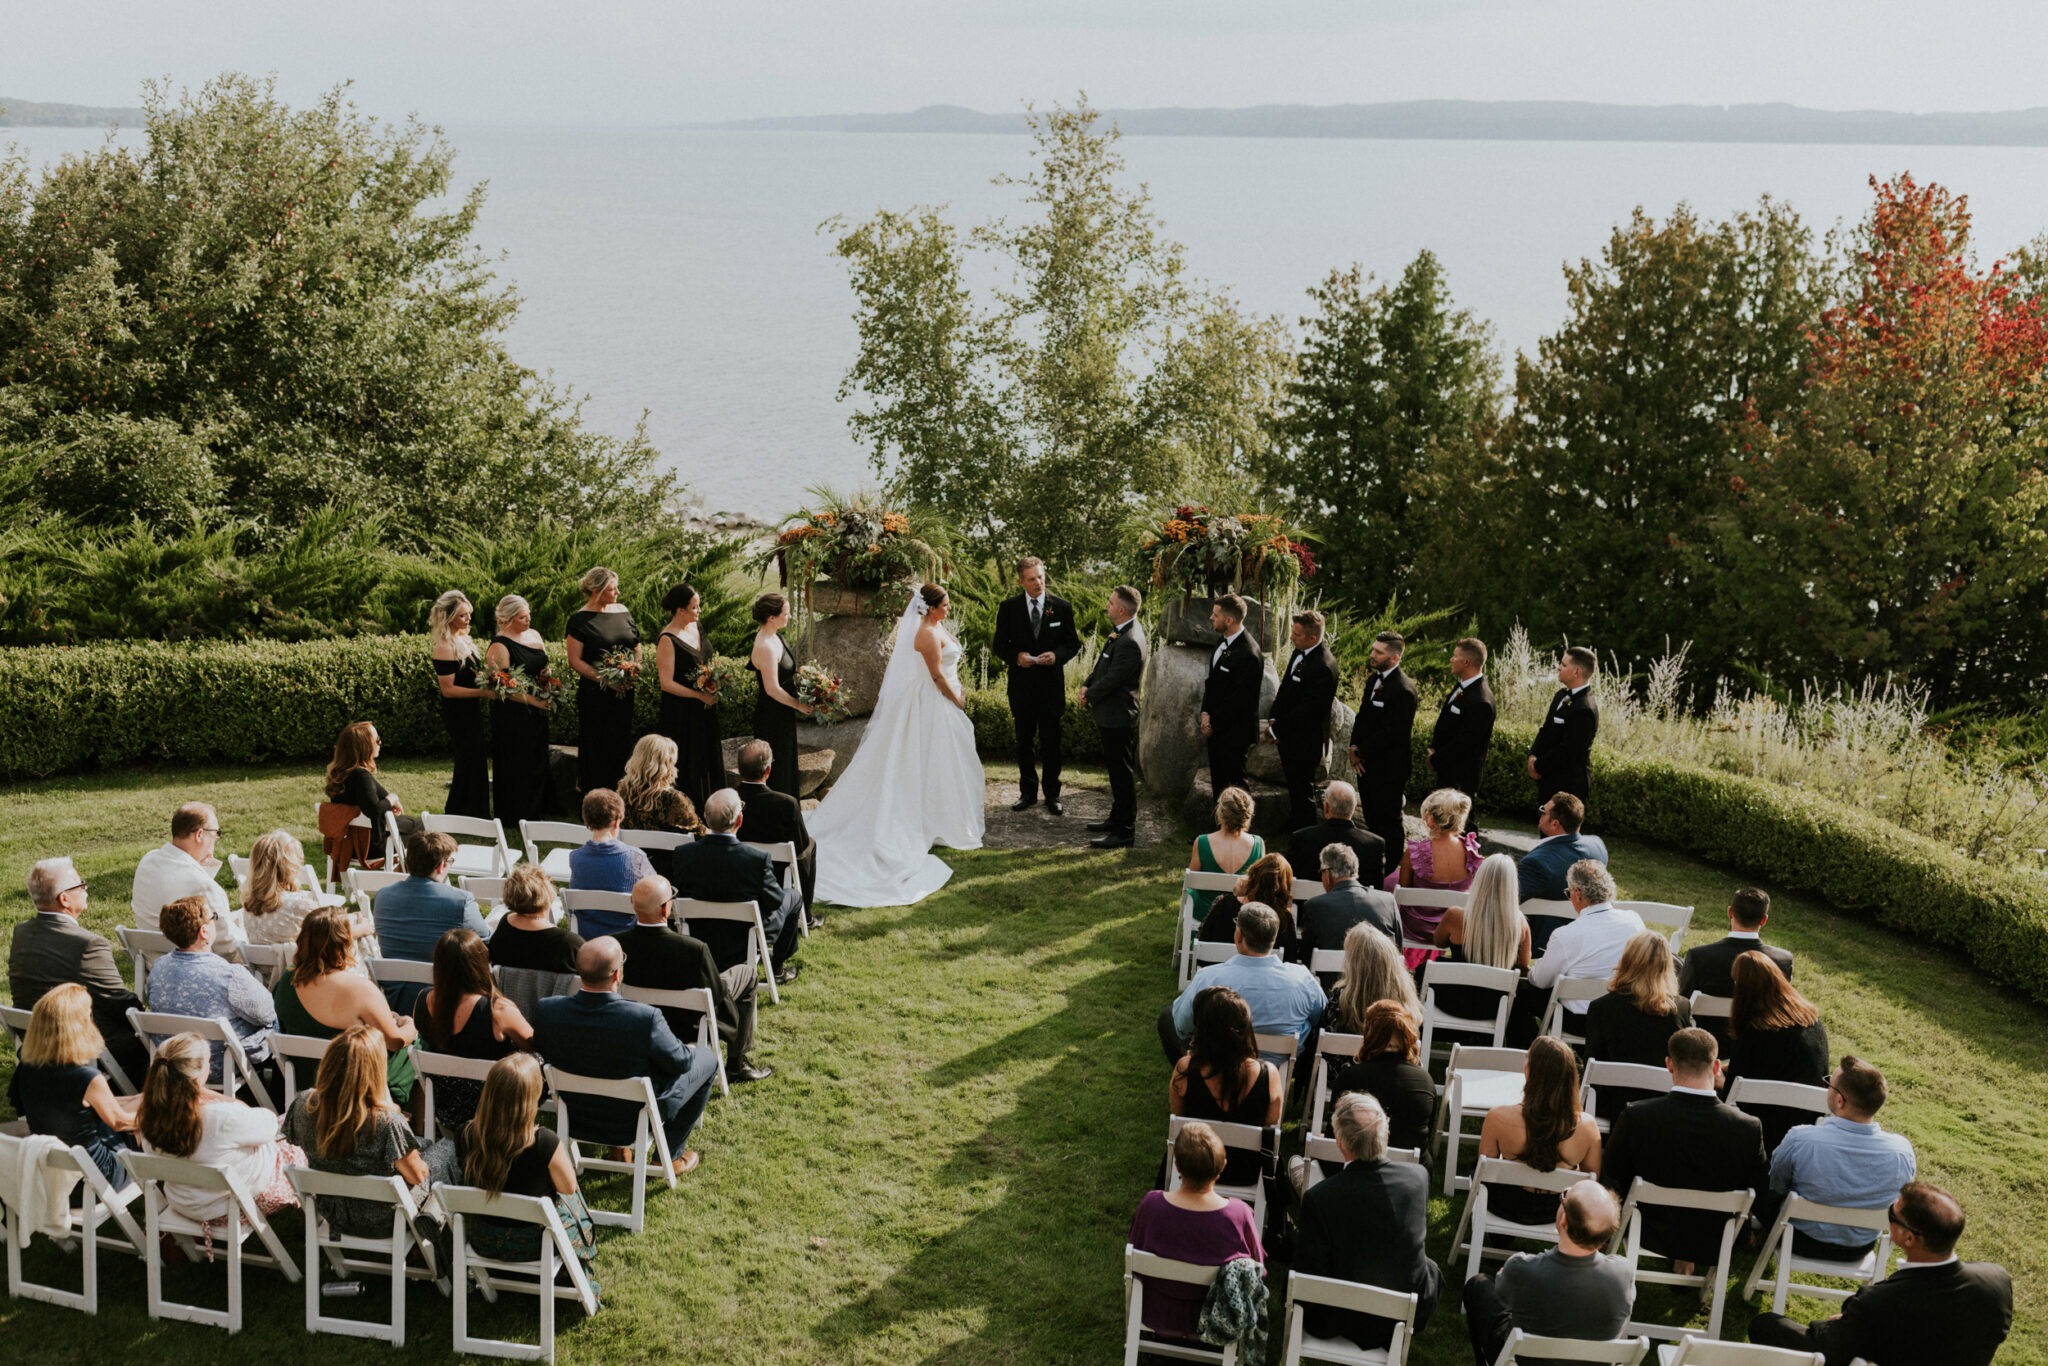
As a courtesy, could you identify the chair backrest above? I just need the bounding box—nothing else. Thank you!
[1394,887,1471,912]
[519,819,589,872]
[560,888,637,938]
[1306,1030,1364,1134]
[1615,900,1694,950]
[1308,948,1344,977]
[1421,960,1519,1054]
[1660,1338,1825,1364]
[268,1031,336,1107]
[1540,976,1610,1043]
[436,1181,599,1321]
[1285,1270,1417,1342]
[1289,877,1324,905]
[1164,1115,1270,1199]
[1519,898,1576,924]
[423,813,517,876]
[1421,960,1519,995]
[619,983,717,1041]
[1191,941,1240,971]
[412,1050,502,1143]
[1780,1195,1888,1239]
[126,1007,276,1110]
[1302,1131,1421,1173]
[364,957,437,988]
[240,941,295,989]
[1447,1044,1528,1078]
[622,827,696,854]
[344,868,410,911]
[1727,1077,1829,1118]
[1496,1328,1649,1364]
[1179,870,1240,897]
[744,839,798,869]
[460,875,509,908]
[114,925,175,999]
[1580,1060,1673,1122]
[1688,991,1734,1023]
[1471,1156,1591,1198]
[1126,1243,1224,1288]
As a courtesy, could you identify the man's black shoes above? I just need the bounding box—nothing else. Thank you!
[1046,798,1064,816]
[1085,819,1120,832]
[1090,832,1134,849]
[727,1064,774,1085]
[1010,796,1037,812]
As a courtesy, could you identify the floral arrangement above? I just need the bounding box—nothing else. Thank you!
[794,661,849,724]
[760,488,945,596]
[484,663,563,707]
[695,656,752,697]
[1136,504,1316,598]
[593,646,642,693]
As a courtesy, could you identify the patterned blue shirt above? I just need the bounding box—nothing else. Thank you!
[147,949,278,1069]
[1770,1114,1918,1246]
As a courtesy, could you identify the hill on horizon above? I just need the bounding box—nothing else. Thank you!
[0,96,145,127]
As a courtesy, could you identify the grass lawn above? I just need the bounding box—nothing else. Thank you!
[0,756,2040,1362]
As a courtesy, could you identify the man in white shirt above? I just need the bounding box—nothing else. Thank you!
[1526,860,1642,1018]
[132,801,243,955]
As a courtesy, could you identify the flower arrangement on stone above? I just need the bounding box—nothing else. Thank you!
[762,488,944,595]
[1136,504,1316,599]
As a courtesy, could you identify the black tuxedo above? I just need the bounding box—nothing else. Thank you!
[614,921,757,1071]
[1288,820,1387,888]
[991,592,1082,802]
[1347,666,1419,881]
[1294,1157,1442,1350]
[1601,1090,1768,1264]
[1201,631,1264,799]
[1267,640,1339,828]
[1678,935,1794,1000]
[734,779,816,909]
[1529,685,1599,806]
[667,833,803,974]
[1428,673,1496,800]
[1751,1259,2013,1366]
[1083,619,1148,831]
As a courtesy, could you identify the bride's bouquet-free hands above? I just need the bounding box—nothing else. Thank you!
[485,663,564,709]
[795,662,850,724]
[594,647,642,694]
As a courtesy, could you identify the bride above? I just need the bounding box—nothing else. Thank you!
[811,582,985,906]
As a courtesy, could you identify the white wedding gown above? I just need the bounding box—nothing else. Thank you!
[810,604,985,907]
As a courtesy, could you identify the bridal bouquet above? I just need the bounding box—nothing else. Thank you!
[594,646,642,693]
[484,663,563,707]
[795,662,850,724]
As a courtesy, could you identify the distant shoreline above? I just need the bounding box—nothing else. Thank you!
[0,97,144,128]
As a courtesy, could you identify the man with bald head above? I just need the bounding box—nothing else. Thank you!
[531,936,720,1176]
[1463,1179,1635,1366]
[1287,780,1386,883]
[668,787,805,983]
[614,875,771,1085]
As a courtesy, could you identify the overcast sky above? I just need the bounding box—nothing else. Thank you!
[9,0,2048,127]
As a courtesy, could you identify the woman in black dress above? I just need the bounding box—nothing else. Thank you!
[486,594,556,824]
[325,721,419,862]
[429,589,493,818]
[747,592,813,798]
[420,928,531,1131]
[655,581,726,806]
[1727,949,1830,1149]
[565,565,641,796]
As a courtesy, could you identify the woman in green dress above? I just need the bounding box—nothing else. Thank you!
[1185,786,1263,919]
[273,905,418,1104]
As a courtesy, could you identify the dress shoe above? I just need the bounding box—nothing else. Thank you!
[726,1063,775,1085]
[669,1150,702,1177]
[1010,795,1038,812]
[1086,818,1120,832]
[1090,832,1134,849]
[1046,798,1064,816]
[806,911,826,930]
[774,961,803,985]
[605,1146,634,1165]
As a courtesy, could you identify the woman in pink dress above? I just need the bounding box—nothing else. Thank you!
[1386,787,1483,941]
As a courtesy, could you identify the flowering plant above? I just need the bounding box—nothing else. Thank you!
[1135,504,1316,598]
[795,661,849,724]
[759,488,944,595]
[593,647,642,693]
[483,663,563,707]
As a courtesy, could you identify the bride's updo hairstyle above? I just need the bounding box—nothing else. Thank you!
[918,583,947,612]
[752,592,788,626]
[662,583,700,614]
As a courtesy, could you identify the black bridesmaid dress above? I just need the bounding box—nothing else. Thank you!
[567,607,640,795]
[491,634,555,823]
[660,628,728,809]
[749,634,803,799]
[434,651,492,818]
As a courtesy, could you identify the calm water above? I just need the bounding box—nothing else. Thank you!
[15,125,2048,516]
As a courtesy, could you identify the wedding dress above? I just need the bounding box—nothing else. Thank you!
[810,590,985,906]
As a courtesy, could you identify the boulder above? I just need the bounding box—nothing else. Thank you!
[1138,642,1281,803]
[1180,769,1295,838]
[719,733,842,797]
[1156,594,1280,650]
[1246,696,1359,784]
[796,607,895,721]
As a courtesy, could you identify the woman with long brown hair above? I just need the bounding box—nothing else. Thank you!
[455,1053,599,1286]
[325,721,418,863]
[1197,852,1301,960]
[1169,987,1283,1189]
[8,983,140,1187]
[1327,999,1436,1151]
[1728,950,1830,1148]
[748,592,813,798]
[136,1032,303,1224]
[273,906,419,1103]
[281,1026,453,1236]
[419,928,532,1130]
[1477,1035,1602,1224]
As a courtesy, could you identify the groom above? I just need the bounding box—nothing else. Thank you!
[991,556,1082,814]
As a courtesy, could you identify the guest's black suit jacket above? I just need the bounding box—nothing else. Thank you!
[1267,642,1339,762]
[613,922,741,1051]
[1678,935,1795,999]
[1082,620,1147,728]
[1288,821,1386,886]
[668,833,789,974]
[1201,632,1264,744]
[1428,674,1496,795]
[990,593,1081,708]
[1798,1259,2013,1366]
[1601,1090,1768,1264]
[1348,667,1419,797]
[9,913,144,1059]
[1297,880,1401,959]
[1294,1157,1442,1349]
[735,779,816,907]
[1529,685,1600,802]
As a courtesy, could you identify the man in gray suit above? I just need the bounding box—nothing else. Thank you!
[9,856,149,1082]
[1078,584,1147,849]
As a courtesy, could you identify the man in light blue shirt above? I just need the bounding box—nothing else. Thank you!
[372,830,488,962]
[1766,1054,1917,1258]
[1159,902,1326,1063]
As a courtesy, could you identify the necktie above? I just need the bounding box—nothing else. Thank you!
[1030,598,1041,634]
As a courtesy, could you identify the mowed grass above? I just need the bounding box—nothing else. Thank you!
[0,757,2039,1363]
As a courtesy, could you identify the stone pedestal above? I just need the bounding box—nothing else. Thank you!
[1180,768,1295,838]
[1137,643,1281,805]
[795,584,898,722]
[1156,595,1280,651]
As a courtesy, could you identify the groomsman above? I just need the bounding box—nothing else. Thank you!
[1199,594,1263,802]
[991,556,1083,815]
[1079,585,1148,848]
[1528,645,1600,807]
[1347,631,1418,882]
[1264,609,1339,831]
[1428,637,1496,801]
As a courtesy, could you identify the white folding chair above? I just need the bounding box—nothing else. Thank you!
[441,1183,599,1362]
[1739,1196,1895,1314]
[1290,877,1327,906]
[268,1030,337,1108]
[1539,976,1609,1048]
[1419,960,1518,1063]
[463,874,510,912]
[620,984,730,1098]
[1616,901,1694,952]
[1123,1244,1248,1365]
[422,812,522,879]
[229,854,252,891]
[560,888,636,941]
[1579,1060,1673,1134]
[1281,1272,1418,1365]
[672,896,780,1004]
[288,1167,443,1346]
[1309,948,1345,978]
[415,1050,502,1142]
[1519,898,1577,934]
[0,1137,149,1313]
[1306,1031,1364,1135]
[240,940,296,989]
[1255,1031,1301,1095]
[1449,1157,1593,1280]
[1727,1078,1830,1132]
[1433,1044,1526,1195]
[126,1007,278,1111]
[744,840,805,938]
[1657,1342,1824,1365]
[115,925,175,1001]
[620,827,696,858]
[0,1004,135,1095]
[1176,871,1241,988]
[365,956,437,990]
[545,1066,677,1232]
[1494,1328,1649,1363]
[1613,1176,1755,1341]
[345,867,411,915]
[519,820,588,882]
[1394,887,1470,952]
[1687,992,1734,1035]
[122,1149,302,1333]
[1165,1115,1271,1230]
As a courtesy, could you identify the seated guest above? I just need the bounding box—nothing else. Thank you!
[241,829,368,949]
[1187,786,1263,921]
[1327,999,1435,1151]
[566,788,655,939]
[669,789,804,984]
[1322,920,1422,1035]
[617,735,703,881]
[11,857,149,1083]
[132,802,243,952]
[1294,1092,1442,1350]
[487,863,583,974]
[274,907,419,1104]
[1515,792,1609,906]
[7,984,141,1189]
[733,739,818,916]
[1679,885,1794,1001]
[1464,1180,1635,1366]
[530,938,719,1177]
[1297,844,1400,967]
[616,875,772,1085]
[1763,1054,1917,1263]
[1430,852,1531,1020]
[1169,987,1283,1190]
[1163,903,1326,1064]
[1387,788,1483,942]
[1600,1028,1768,1273]
[455,1053,600,1286]
[1583,931,1695,1067]
[1197,853,1301,961]
[1527,861,1644,1026]
[282,1025,455,1238]
[325,720,418,864]
[145,893,278,1072]
[1727,950,1830,1150]
[1127,1121,1264,1343]
[1749,1182,2014,1366]
[420,928,533,1131]
[373,831,489,962]
[1288,781,1386,887]
[136,1032,303,1225]
[1479,1036,1603,1224]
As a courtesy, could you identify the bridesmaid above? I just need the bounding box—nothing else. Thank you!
[565,566,641,796]
[486,594,555,823]
[428,590,493,818]
[655,582,727,807]
[747,592,813,799]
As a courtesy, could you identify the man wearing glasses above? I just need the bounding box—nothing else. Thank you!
[9,856,150,1083]
[131,802,244,956]
[1750,1179,2012,1364]
[1756,1056,1916,1264]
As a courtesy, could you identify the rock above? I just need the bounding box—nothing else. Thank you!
[796,608,895,721]
[1246,696,1359,785]
[796,747,835,798]
[1156,595,1280,650]
[802,717,870,785]
[719,733,845,796]
[1181,769,1295,839]
[1137,642,1281,803]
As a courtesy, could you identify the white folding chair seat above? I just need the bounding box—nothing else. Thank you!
[1579,1060,1674,1133]
[115,925,175,1000]
[0,1004,135,1095]
[1738,1196,1894,1313]
[1306,1031,1364,1135]
[1433,1044,1526,1195]
[288,1166,443,1345]
[1614,1176,1756,1340]
[126,1007,277,1111]
[1727,1078,1830,1130]
[345,867,411,914]
[415,1050,503,1142]
[269,1030,338,1108]
[1450,1157,1594,1279]
[1123,1244,1250,1364]
[519,820,588,882]
[441,1183,599,1362]
[1254,1031,1301,1094]
[1539,976,1608,1047]
[0,1137,149,1313]
[1657,1339,1825,1364]
[560,888,636,941]
[1420,960,1518,1062]
[545,1066,677,1232]
[1616,901,1694,952]
[240,941,296,989]
[1395,887,1469,952]
[1495,1328,1649,1363]
[1165,1115,1271,1230]
[1282,1272,1418,1365]
[620,984,730,1098]
[672,896,780,1004]
[121,1149,301,1333]
[1176,871,1240,989]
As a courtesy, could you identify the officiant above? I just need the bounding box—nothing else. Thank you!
[992,556,1083,814]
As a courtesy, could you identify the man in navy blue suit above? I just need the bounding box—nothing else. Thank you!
[1516,794,1610,953]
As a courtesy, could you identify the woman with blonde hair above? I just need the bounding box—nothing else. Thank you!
[486,593,556,823]
[456,1053,599,1283]
[617,734,702,878]
[1430,852,1531,1019]
[136,1032,304,1223]
[272,907,419,1103]
[1387,787,1483,939]
[282,1026,454,1236]
[1584,930,1694,1067]
[1197,851,1300,960]
[8,983,141,1187]
[242,829,364,949]
[485,864,583,974]
[1322,919,1422,1034]
[429,589,493,818]
[325,721,416,862]
[1186,786,1262,920]
[566,565,641,794]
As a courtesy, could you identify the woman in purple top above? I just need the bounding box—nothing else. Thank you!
[1127,1122,1264,1341]
[1387,788,1483,940]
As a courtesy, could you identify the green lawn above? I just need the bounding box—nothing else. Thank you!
[0,757,2040,1363]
